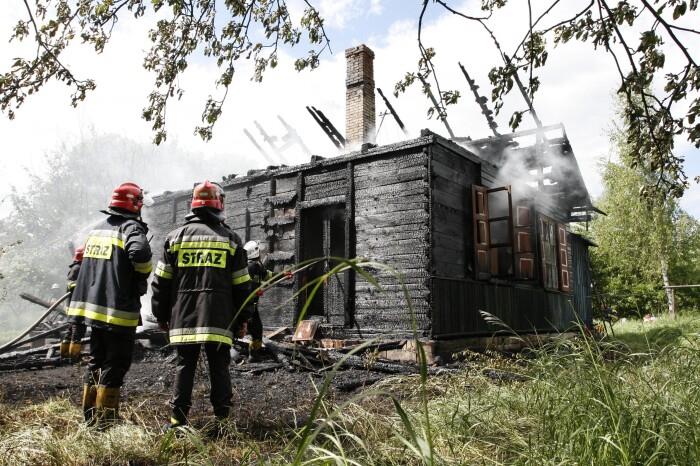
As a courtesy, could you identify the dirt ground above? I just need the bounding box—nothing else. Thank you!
[0,345,389,433]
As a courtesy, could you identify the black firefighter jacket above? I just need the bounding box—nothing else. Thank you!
[66,209,153,333]
[150,210,252,347]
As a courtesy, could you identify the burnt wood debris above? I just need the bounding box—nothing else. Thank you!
[1,44,599,376]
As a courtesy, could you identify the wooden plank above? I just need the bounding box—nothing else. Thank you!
[362,223,426,235]
[354,166,427,190]
[298,195,346,210]
[433,261,466,278]
[357,201,429,217]
[355,193,428,208]
[304,181,347,200]
[355,209,428,228]
[275,176,297,194]
[355,180,427,198]
[354,153,426,174]
[304,169,348,186]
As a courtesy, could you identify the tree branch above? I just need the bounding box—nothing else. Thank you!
[639,0,697,66]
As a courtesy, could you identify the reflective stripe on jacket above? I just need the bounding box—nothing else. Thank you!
[150,211,252,346]
[66,212,152,332]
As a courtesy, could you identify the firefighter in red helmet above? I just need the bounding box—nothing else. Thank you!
[60,245,86,361]
[151,180,252,433]
[66,182,152,427]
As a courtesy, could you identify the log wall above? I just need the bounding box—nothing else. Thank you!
[353,151,431,335]
[429,142,581,337]
[144,133,590,341]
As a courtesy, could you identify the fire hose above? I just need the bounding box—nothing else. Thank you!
[0,291,71,354]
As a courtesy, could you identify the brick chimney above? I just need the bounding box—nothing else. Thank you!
[345,44,376,148]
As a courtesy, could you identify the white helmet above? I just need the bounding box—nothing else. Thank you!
[244,240,260,260]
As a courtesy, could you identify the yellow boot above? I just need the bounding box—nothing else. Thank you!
[81,384,97,426]
[59,341,70,359]
[248,339,263,363]
[95,385,120,429]
[68,342,82,361]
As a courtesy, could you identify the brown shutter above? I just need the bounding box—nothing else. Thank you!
[514,203,535,280]
[472,185,490,280]
[557,223,571,293]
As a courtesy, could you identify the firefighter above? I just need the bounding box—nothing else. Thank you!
[59,245,86,361]
[151,180,252,432]
[243,240,273,363]
[66,182,152,427]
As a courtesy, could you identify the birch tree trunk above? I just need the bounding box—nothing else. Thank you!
[660,258,675,319]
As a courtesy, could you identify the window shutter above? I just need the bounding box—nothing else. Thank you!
[557,223,572,293]
[471,185,490,280]
[539,216,559,290]
[513,202,535,280]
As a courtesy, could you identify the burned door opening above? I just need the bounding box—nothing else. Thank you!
[299,204,347,324]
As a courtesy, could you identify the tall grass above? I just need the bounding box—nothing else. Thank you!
[1,257,699,464]
[283,329,700,465]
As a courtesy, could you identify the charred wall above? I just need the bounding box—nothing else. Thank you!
[428,143,581,338]
[144,139,435,337]
[352,150,431,336]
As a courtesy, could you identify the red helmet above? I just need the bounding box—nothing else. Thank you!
[73,245,85,263]
[191,180,224,211]
[109,182,144,213]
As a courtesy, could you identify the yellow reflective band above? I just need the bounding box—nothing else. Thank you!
[84,235,123,260]
[66,307,139,327]
[169,333,232,345]
[232,273,251,285]
[155,261,173,279]
[67,282,76,290]
[170,241,235,253]
[232,268,249,278]
[155,267,173,279]
[178,249,227,268]
[133,260,153,274]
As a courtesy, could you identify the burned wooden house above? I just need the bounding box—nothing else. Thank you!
[146,45,595,351]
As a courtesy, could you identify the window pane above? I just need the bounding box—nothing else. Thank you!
[490,219,510,245]
[488,190,510,218]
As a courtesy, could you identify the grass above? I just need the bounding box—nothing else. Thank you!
[611,313,700,352]
[2,314,700,465]
[2,255,700,465]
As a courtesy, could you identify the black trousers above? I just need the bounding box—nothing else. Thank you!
[84,326,135,388]
[170,343,232,422]
[248,303,263,341]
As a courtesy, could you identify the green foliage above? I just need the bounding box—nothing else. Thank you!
[0,0,330,144]
[397,0,699,198]
[588,131,700,317]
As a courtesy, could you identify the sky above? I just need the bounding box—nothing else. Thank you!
[0,0,698,217]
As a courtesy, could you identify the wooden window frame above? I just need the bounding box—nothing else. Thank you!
[471,184,514,280]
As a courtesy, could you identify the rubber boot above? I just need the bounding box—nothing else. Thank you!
[81,384,97,426]
[68,342,82,362]
[59,340,70,359]
[163,407,188,433]
[247,339,263,363]
[95,385,120,430]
